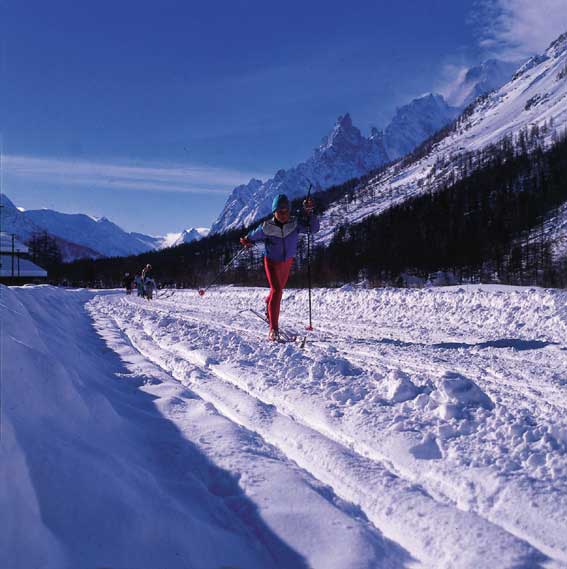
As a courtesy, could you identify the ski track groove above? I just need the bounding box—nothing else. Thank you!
[92,293,562,566]
[104,312,402,567]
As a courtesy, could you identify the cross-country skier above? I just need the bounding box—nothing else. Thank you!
[123,272,134,295]
[134,274,144,297]
[144,274,157,300]
[240,193,319,341]
[141,264,152,280]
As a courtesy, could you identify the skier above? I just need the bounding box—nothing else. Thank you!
[123,272,134,295]
[141,263,152,280]
[144,274,157,300]
[134,274,144,297]
[240,193,319,341]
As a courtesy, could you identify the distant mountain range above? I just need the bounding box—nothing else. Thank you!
[210,58,518,234]
[0,194,208,261]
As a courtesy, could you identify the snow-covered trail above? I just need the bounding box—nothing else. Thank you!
[88,285,567,568]
[2,284,408,569]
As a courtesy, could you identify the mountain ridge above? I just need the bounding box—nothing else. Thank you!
[211,57,518,234]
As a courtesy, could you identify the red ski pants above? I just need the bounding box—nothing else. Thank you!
[264,257,293,331]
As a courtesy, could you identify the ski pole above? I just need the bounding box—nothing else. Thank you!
[198,246,249,296]
[306,184,313,331]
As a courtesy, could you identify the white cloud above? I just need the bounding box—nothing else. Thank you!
[475,0,567,60]
[3,155,269,195]
[436,63,470,102]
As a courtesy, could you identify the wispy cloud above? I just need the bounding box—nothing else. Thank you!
[3,155,270,195]
[473,0,567,60]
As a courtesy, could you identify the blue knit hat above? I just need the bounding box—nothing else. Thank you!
[272,193,290,213]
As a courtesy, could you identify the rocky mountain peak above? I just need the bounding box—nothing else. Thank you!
[547,31,567,58]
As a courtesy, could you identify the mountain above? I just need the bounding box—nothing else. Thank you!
[1,193,209,261]
[381,59,520,161]
[210,113,389,233]
[445,59,519,108]
[317,31,567,244]
[161,227,210,248]
[383,93,460,161]
[2,195,160,259]
[211,57,519,234]
[0,195,162,259]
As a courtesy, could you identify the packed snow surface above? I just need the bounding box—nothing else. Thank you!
[3,284,567,568]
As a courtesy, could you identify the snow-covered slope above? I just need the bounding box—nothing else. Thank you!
[383,93,460,161]
[318,32,567,245]
[161,227,210,248]
[445,59,519,108]
[211,114,389,233]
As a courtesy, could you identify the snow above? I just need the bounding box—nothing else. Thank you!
[4,283,567,568]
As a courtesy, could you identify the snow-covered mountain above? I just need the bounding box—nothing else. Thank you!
[445,59,520,108]
[1,194,162,259]
[161,227,210,248]
[1,193,209,261]
[318,32,567,245]
[212,57,518,234]
[210,114,389,233]
[383,93,460,161]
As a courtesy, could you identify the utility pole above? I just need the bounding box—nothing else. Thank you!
[0,204,3,274]
[11,233,15,277]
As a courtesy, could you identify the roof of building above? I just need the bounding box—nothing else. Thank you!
[0,255,47,277]
[0,232,28,253]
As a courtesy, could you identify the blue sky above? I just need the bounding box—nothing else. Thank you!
[2,0,565,235]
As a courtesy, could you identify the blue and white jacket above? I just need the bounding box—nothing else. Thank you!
[247,215,320,262]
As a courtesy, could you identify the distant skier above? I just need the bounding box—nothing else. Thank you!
[144,275,157,300]
[240,193,319,341]
[123,272,134,295]
[134,274,144,297]
[141,263,152,280]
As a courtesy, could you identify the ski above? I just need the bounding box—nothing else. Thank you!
[159,288,176,300]
[247,309,304,345]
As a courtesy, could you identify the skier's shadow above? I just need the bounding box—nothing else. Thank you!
[432,338,558,351]
[90,333,312,568]
[317,336,557,352]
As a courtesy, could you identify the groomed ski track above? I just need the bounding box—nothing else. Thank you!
[88,285,567,568]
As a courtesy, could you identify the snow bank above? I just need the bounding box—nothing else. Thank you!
[0,286,275,568]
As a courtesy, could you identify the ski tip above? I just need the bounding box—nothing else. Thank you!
[198,289,205,296]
